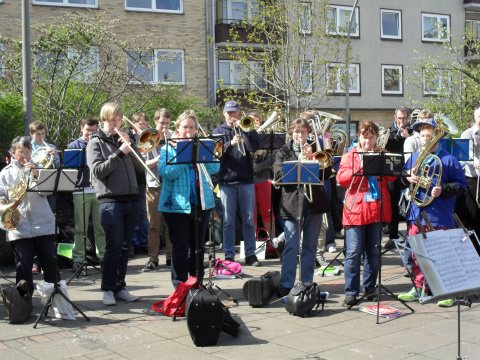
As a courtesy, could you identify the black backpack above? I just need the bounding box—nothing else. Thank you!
[285,282,325,318]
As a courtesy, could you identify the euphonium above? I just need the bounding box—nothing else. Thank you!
[308,118,333,169]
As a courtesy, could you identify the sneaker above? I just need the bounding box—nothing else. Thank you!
[383,239,395,251]
[277,286,291,298]
[142,260,159,272]
[437,299,455,307]
[365,289,378,301]
[103,291,116,306]
[71,261,82,273]
[315,254,328,268]
[398,287,421,302]
[245,254,261,266]
[326,243,337,253]
[344,295,357,306]
[115,289,138,302]
[32,265,42,274]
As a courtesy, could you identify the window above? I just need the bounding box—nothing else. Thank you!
[126,0,182,13]
[466,20,480,40]
[422,68,450,96]
[327,63,360,94]
[422,13,450,42]
[218,0,261,24]
[35,47,99,82]
[327,5,359,37]
[127,50,185,85]
[299,3,312,35]
[300,62,312,93]
[218,60,265,90]
[381,9,401,40]
[33,0,98,7]
[382,65,402,95]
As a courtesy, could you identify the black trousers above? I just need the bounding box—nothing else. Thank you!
[387,178,402,239]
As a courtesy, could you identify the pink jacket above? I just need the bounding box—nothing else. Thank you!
[337,148,396,226]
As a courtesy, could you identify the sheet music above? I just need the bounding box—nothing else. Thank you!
[409,229,480,297]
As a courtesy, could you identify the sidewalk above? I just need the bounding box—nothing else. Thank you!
[1,231,479,360]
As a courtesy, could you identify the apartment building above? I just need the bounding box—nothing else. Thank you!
[0,0,210,102]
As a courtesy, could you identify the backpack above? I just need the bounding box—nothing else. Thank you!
[213,259,243,278]
[152,276,198,318]
[285,282,325,318]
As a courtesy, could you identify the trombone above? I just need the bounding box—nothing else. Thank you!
[233,115,255,156]
[122,116,160,153]
[114,128,161,186]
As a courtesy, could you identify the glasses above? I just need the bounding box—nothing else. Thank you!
[16,150,32,156]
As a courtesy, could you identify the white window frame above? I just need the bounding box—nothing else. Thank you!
[466,20,480,41]
[422,68,450,96]
[127,49,185,85]
[125,0,183,14]
[422,13,450,43]
[32,0,98,8]
[218,59,266,90]
[326,63,360,95]
[380,9,401,40]
[224,0,261,24]
[299,2,312,35]
[327,5,359,37]
[300,62,312,93]
[381,65,403,95]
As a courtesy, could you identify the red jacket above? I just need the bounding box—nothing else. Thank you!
[337,148,396,226]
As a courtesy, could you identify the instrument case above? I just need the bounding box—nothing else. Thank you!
[242,270,280,307]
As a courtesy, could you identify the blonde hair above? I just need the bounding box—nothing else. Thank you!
[100,102,123,123]
[418,109,434,122]
[175,110,198,130]
[154,108,172,121]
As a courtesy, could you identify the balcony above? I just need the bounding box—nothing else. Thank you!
[464,0,480,11]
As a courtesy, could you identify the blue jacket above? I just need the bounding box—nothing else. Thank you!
[158,144,220,214]
[212,122,259,185]
[404,149,466,228]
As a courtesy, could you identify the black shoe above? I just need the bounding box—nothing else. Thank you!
[334,231,345,239]
[142,260,159,272]
[383,225,390,235]
[365,289,378,301]
[245,254,261,266]
[275,240,285,257]
[71,261,82,273]
[166,259,171,266]
[344,295,357,306]
[403,268,412,278]
[383,239,395,251]
[277,286,291,297]
[225,257,234,262]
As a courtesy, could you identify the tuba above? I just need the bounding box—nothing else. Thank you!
[408,114,457,207]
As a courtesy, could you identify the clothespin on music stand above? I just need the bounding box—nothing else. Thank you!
[421,211,435,232]
[415,217,427,239]
[453,213,476,242]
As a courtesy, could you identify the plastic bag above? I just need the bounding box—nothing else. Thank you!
[36,280,76,320]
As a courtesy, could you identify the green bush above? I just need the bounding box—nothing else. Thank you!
[0,93,24,162]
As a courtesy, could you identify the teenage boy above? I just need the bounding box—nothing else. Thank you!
[398,117,466,307]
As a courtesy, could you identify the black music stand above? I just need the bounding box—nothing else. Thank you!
[64,148,102,284]
[254,131,285,256]
[28,166,90,328]
[346,151,414,322]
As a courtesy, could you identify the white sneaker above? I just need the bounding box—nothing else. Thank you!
[115,289,138,302]
[326,243,337,253]
[103,291,116,306]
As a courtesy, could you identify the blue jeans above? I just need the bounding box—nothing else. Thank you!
[280,209,322,288]
[163,209,211,288]
[323,180,335,246]
[11,235,58,295]
[132,185,149,249]
[344,223,381,296]
[220,183,256,259]
[99,201,139,293]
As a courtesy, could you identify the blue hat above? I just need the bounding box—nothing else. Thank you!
[223,100,240,112]
[413,117,437,133]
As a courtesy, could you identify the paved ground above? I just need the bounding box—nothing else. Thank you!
[1,227,479,360]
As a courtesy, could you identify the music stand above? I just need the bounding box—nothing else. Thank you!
[28,166,90,327]
[346,151,414,322]
[64,148,102,284]
[254,131,285,256]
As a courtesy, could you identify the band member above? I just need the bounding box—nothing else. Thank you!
[459,103,480,242]
[0,136,58,295]
[87,102,145,305]
[69,117,106,272]
[142,108,173,271]
[158,110,219,287]
[212,101,261,266]
[404,109,433,161]
[275,118,331,297]
[398,117,466,306]
[249,111,276,238]
[337,121,396,306]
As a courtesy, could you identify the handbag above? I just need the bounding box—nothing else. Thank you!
[256,228,277,258]
[285,282,325,318]
[1,280,33,324]
[213,259,243,278]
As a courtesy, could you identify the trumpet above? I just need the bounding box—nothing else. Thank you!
[114,128,161,186]
[233,115,255,156]
[122,116,160,153]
